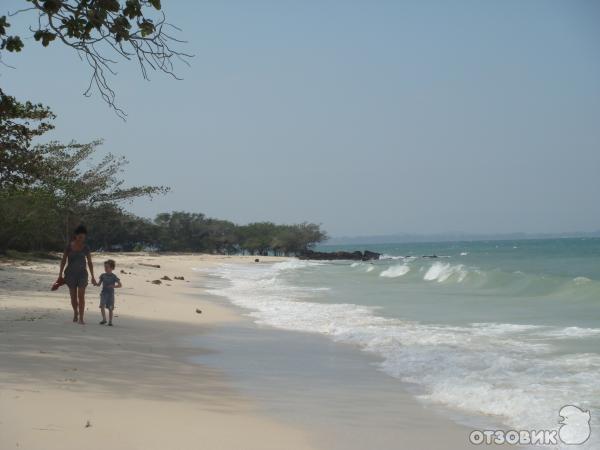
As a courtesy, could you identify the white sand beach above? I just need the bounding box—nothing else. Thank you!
[0,253,475,450]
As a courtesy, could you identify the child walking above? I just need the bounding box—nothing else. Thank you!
[98,259,122,326]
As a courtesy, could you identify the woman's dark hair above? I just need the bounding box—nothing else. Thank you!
[73,224,88,236]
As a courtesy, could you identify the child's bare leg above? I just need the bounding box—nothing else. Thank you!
[77,287,86,324]
[100,306,107,324]
[69,287,78,322]
[108,308,114,324]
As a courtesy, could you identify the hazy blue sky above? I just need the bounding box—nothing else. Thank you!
[2,0,599,236]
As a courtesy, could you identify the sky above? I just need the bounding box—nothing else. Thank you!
[2,0,600,237]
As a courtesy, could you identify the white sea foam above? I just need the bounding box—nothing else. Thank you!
[573,276,592,285]
[272,259,323,271]
[379,264,410,278]
[423,262,468,282]
[380,254,405,260]
[351,262,376,272]
[539,327,600,338]
[460,252,469,256]
[469,322,545,335]
[207,261,600,449]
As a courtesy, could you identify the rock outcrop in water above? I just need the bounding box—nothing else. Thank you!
[298,250,381,261]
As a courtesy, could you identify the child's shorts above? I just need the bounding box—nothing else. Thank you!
[99,291,115,310]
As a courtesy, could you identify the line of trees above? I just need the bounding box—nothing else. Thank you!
[88,210,327,256]
[1,199,327,256]
[0,91,327,256]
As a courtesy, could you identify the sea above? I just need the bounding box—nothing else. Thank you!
[205,238,599,448]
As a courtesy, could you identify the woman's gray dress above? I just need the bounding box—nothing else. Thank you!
[64,244,90,289]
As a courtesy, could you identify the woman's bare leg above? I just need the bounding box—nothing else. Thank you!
[69,287,78,322]
[77,286,86,324]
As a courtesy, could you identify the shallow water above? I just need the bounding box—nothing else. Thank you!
[203,238,600,449]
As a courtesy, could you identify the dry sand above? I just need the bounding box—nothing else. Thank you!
[0,253,314,450]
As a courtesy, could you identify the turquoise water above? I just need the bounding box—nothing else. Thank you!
[316,239,600,329]
[207,238,600,449]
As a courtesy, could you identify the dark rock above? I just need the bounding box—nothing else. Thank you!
[174,276,185,280]
[254,258,260,263]
[161,275,172,281]
[362,250,381,261]
[195,308,202,314]
[298,250,380,261]
[151,279,162,285]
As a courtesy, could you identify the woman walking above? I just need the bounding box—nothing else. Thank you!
[57,225,97,324]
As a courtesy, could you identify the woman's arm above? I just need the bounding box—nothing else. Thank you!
[86,253,97,286]
[58,250,67,279]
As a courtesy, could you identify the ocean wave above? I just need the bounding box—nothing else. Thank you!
[379,264,410,278]
[351,262,377,273]
[538,327,600,338]
[379,254,405,260]
[271,259,323,271]
[469,322,544,335]
[573,276,592,284]
[423,262,468,282]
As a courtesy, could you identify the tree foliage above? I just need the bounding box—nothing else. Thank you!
[37,139,169,210]
[0,187,62,252]
[79,203,159,251]
[1,0,190,117]
[0,201,329,255]
[0,89,55,187]
[152,213,328,255]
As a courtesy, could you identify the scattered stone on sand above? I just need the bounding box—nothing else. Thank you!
[151,279,162,285]
[85,420,91,428]
[161,276,172,281]
[120,269,131,274]
[254,258,260,263]
[139,263,160,268]
[195,308,202,314]
[174,276,184,280]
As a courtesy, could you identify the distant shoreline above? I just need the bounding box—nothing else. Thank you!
[325,233,600,246]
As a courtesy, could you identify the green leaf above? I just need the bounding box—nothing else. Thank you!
[0,16,10,36]
[139,20,155,37]
[4,36,24,52]
[42,0,63,15]
[149,0,162,11]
